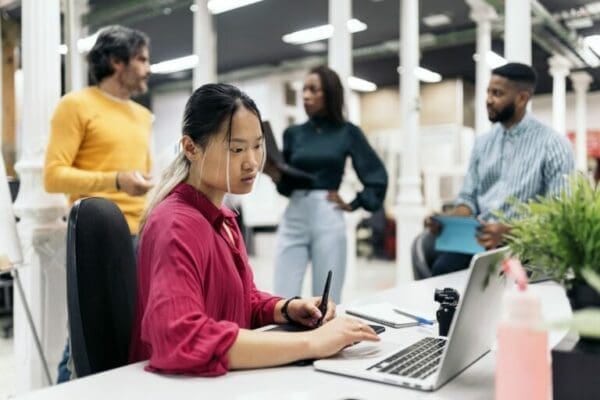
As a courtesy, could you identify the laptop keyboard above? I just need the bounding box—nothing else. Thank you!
[367,337,446,380]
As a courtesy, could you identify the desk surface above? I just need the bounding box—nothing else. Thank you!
[17,271,571,400]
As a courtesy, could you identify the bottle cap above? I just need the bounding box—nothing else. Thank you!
[503,288,542,325]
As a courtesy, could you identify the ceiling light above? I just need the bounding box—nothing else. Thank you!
[566,17,593,29]
[77,33,98,54]
[207,0,263,15]
[301,42,327,53]
[282,18,367,45]
[586,1,600,14]
[58,44,68,55]
[190,4,199,12]
[472,50,507,69]
[397,66,442,83]
[348,76,377,92]
[151,55,199,74]
[579,37,600,67]
[422,14,451,27]
[584,35,600,57]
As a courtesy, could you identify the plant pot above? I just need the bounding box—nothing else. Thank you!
[567,281,600,311]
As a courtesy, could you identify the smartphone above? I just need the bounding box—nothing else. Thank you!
[368,324,386,334]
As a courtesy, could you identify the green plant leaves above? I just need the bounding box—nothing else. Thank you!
[500,174,600,285]
[582,269,600,295]
[546,309,600,339]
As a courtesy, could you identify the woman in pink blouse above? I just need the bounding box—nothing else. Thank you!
[129,83,379,376]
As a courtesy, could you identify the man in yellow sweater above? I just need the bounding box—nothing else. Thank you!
[45,25,153,235]
[44,25,153,383]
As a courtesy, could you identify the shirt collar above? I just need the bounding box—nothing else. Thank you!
[171,183,238,229]
[503,112,532,138]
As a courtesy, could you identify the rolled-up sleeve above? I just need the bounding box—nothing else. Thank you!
[249,285,281,328]
[141,236,239,377]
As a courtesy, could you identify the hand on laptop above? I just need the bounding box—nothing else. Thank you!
[284,296,336,328]
[307,317,380,359]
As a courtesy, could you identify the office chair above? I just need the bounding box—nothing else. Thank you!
[67,197,136,377]
[411,231,440,280]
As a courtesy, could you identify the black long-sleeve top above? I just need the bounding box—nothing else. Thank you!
[276,116,388,212]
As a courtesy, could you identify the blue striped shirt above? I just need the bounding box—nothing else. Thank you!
[456,113,575,220]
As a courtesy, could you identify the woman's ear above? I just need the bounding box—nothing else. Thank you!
[181,135,201,161]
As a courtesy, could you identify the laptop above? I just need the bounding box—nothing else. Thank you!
[313,247,509,391]
[262,121,315,181]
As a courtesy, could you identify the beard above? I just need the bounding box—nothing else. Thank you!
[488,102,515,123]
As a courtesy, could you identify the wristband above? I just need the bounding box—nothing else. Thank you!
[281,296,301,324]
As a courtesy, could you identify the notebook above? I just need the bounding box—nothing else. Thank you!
[432,215,485,255]
[345,302,425,328]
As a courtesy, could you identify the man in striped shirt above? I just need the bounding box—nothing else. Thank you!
[426,62,575,275]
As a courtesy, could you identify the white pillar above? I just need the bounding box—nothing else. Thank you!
[328,0,359,124]
[64,0,88,92]
[396,0,425,284]
[570,71,593,173]
[328,0,359,301]
[467,0,496,135]
[504,0,531,64]
[548,55,570,135]
[193,0,217,88]
[14,0,68,392]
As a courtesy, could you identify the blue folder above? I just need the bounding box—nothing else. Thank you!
[432,216,485,255]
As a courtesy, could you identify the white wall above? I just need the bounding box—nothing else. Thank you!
[229,71,306,227]
[151,88,191,177]
[532,91,600,132]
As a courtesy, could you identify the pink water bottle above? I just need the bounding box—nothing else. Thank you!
[495,258,550,400]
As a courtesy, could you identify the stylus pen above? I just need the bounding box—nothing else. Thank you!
[317,270,332,326]
[393,308,435,325]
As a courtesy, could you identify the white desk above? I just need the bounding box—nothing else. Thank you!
[17,271,571,400]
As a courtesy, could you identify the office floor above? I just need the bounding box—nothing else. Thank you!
[0,231,396,399]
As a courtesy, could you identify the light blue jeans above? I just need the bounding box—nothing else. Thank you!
[274,190,347,303]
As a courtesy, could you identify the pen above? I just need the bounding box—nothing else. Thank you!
[317,270,332,326]
[393,308,434,325]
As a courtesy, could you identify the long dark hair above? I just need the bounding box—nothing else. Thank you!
[87,25,149,83]
[309,65,345,125]
[141,83,264,232]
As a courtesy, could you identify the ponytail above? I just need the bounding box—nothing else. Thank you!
[139,152,189,234]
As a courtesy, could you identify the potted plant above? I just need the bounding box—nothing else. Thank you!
[503,174,600,310]
[500,174,600,399]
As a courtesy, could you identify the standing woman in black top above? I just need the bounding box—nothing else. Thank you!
[271,66,388,303]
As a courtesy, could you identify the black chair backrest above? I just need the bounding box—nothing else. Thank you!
[411,231,439,280]
[67,197,136,377]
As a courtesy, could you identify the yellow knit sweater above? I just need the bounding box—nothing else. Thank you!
[44,87,153,234]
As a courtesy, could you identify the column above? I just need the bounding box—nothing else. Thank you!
[329,0,359,301]
[328,0,358,123]
[504,0,531,64]
[14,0,68,392]
[193,0,217,88]
[467,0,497,135]
[396,0,425,284]
[64,0,89,92]
[570,71,593,173]
[548,54,570,135]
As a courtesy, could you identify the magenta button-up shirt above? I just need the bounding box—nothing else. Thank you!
[129,183,281,376]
